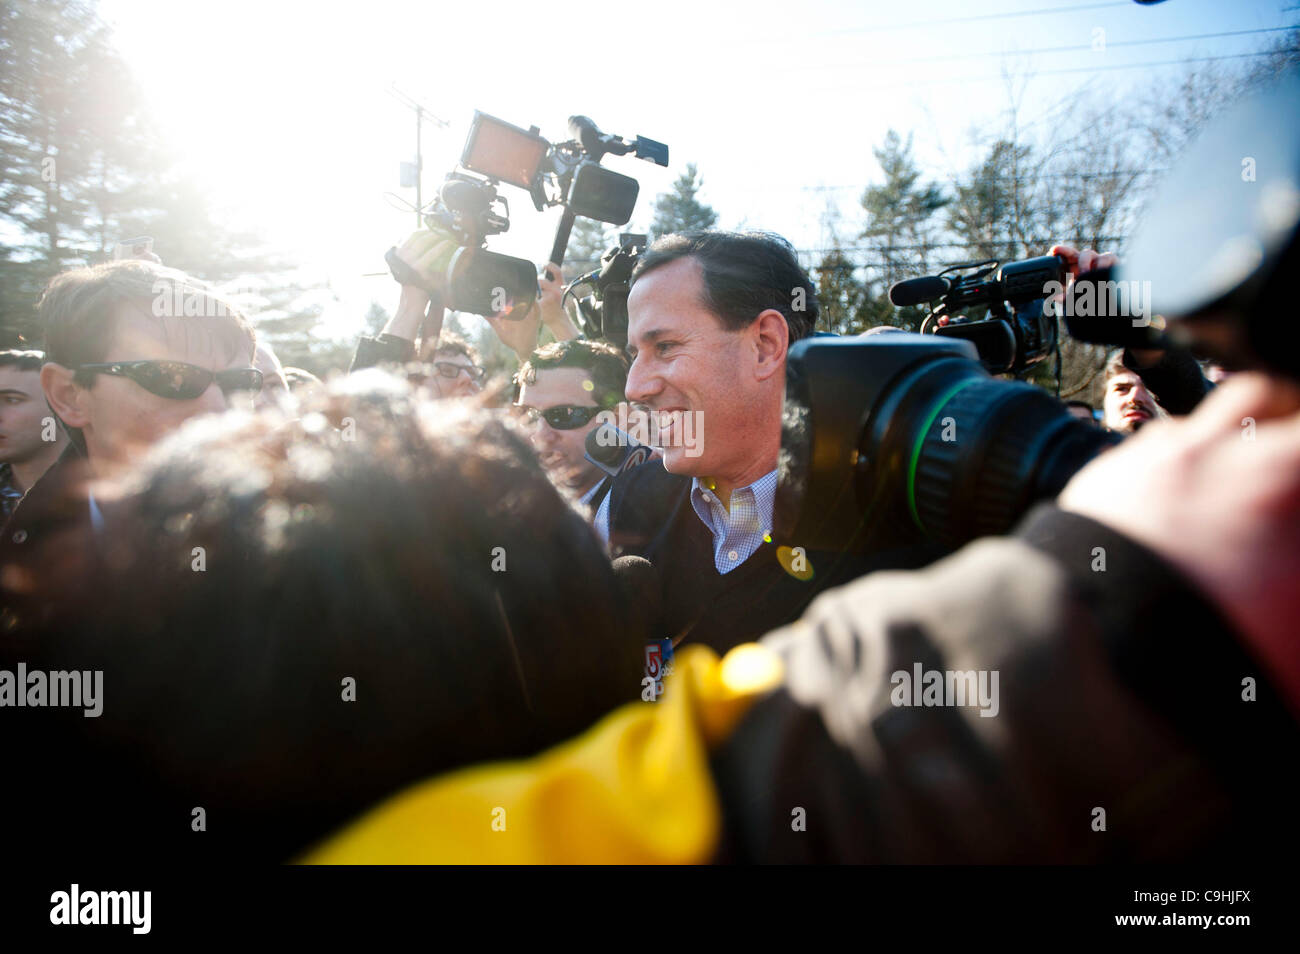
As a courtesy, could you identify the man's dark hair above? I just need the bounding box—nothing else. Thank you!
[0,349,44,372]
[632,230,818,342]
[516,339,629,410]
[5,375,641,861]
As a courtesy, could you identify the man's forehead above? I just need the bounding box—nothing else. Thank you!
[0,367,40,392]
[1107,370,1142,387]
[627,257,718,343]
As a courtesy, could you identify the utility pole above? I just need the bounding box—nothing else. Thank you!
[387,86,448,228]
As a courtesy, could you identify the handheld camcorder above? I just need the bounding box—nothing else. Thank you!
[777,72,1300,560]
[401,111,667,318]
[564,233,648,349]
[889,255,1066,376]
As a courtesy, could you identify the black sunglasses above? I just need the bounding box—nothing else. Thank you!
[75,361,264,400]
[432,361,486,383]
[516,404,602,430]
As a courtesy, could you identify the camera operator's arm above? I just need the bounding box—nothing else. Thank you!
[484,300,542,364]
[710,371,1300,862]
[1057,371,1300,705]
[538,263,581,342]
[482,262,580,362]
[351,231,456,372]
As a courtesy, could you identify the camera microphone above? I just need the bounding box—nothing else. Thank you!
[889,275,951,307]
[585,422,654,477]
[568,115,609,155]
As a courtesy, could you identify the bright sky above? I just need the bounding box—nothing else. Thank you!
[96,0,1293,339]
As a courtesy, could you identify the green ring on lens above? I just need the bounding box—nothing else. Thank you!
[907,377,981,534]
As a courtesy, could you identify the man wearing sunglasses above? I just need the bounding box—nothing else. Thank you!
[515,339,630,512]
[0,260,257,592]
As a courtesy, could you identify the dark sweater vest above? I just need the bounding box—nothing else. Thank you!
[607,461,943,656]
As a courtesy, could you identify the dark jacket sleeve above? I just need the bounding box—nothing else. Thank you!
[1123,347,1213,415]
[350,334,416,374]
[709,504,1298,863]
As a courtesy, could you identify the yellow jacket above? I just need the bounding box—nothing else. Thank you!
[303,644,784,864]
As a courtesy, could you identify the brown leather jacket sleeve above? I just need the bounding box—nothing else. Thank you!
[709,505,1298,862]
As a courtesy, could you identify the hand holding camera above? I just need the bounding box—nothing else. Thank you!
[537,262,580,341]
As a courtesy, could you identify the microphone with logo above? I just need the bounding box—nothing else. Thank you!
[584,420,655,478]
[611,555,674,702]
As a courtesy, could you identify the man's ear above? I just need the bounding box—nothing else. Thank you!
[41,363,91,429]
[751,309,790,383]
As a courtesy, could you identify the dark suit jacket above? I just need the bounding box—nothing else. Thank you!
[606,460,944,655]
[0,444,94,630]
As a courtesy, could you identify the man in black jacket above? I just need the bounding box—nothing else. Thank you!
[595,230,939,655]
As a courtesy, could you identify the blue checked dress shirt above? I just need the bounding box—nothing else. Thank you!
[688,470,778,574]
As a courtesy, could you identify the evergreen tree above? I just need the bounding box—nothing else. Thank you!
[811,208,865,335]
[858,130,949,330]
[649,163,718,239]
[565,217,612,274]
[947,139,1034,265]
[0,0,308,350]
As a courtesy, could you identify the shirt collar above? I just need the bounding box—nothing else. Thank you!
[577,478,606,508]
[689,469,778,533]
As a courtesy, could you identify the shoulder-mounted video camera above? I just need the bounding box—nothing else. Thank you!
[889,255,1066,376]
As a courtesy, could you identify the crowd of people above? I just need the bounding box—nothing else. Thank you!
[0,213,1296,864]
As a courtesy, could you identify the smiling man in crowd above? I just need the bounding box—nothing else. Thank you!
[594,230,898,654]
[515,339,629,513]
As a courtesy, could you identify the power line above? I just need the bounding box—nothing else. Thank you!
[798,237,1127,255]
[825,1,1130,35]
[797,26,1297,70]
[829,49,1300,93]
[738,170,1168,194]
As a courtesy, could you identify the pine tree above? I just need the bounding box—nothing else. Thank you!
[565,217,612,274]
[649,163,718,240]
[858,130,949,330]
[811,208,865,335]
[947,139,1034,265]
[0,0,307,349]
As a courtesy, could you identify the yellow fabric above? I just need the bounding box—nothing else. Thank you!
[302,643,784,864]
